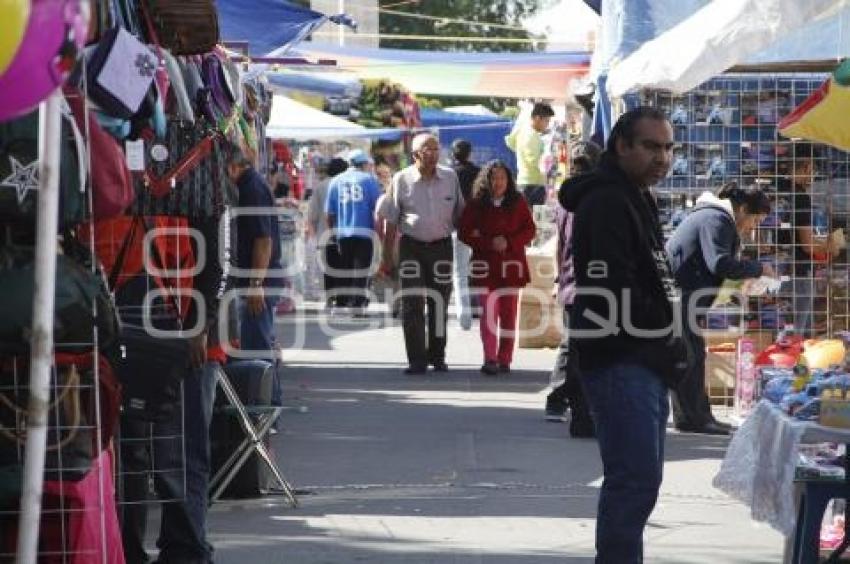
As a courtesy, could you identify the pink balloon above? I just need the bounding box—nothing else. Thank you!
[0,0,88,122]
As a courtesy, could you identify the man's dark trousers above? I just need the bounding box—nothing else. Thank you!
[670,294,713,429]
[581,362,669,564]
[323,239,343,305]
[547,305,592,423]
[399,235,453,367]
[120,362,218,564]
[337,236,374,308]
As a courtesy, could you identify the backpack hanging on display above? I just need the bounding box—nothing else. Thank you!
[104,217,192,423]
[64,87,135,220]
[0,352,121,508]
[0,243,119,354]
[0,103,87,228]
[86,26,158,120]
[142,0,220,56]
[135,122,231,218]
[202,53,235,119]
[161,49,195,123]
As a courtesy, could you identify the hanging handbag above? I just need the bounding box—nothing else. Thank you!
[0,243,119,354]
[141,0,220,56]
[86,26,158,119]
[86,0,116,45]
[202,53,235,121]
[162,50,195,123]
[105,217,191,422]
[0,352,121,507]
[108,320,188,422]
[0,104,87,229]
[64,88,135,220]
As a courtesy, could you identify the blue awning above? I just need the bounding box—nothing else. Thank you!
[218,0,354,56]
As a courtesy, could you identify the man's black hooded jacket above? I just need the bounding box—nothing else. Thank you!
[559,154,686,384]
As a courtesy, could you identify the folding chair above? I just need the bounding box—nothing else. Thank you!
[209,363,298,506]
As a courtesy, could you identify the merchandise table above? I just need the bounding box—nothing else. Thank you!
[714,400,850,562]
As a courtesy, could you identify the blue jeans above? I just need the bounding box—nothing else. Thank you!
[581,363,669,564]
[120,362,219,564]
[239,295,281,406]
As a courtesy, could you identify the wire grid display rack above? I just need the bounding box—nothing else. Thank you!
[636,73,850,405]
[0,352,112,561]
[0,224,191,561]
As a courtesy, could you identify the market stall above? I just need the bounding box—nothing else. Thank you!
[0,0,343,558]
[589,1,850,559]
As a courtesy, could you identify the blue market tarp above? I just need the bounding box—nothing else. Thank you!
[266,71,362,97]
[218,0,353,56]
[419,108,515,172]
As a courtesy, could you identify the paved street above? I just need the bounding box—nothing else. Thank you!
[207,307,785,563]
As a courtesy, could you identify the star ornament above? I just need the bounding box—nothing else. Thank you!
[1,156,40,205]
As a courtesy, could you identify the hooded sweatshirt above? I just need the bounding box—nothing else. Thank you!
[665,191,763,310]
[559,154,686,384]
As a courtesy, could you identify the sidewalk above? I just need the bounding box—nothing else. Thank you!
[207,306,784,563]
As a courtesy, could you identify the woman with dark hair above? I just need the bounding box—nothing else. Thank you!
[666,181,776,435]
[459,161,536,375]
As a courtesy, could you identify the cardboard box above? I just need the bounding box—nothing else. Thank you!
[702,330,776,405]
[819,399,850,429]
[517,298,562,349]
[525,252,557,290]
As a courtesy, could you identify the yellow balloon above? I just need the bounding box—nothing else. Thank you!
[0,0,31,78]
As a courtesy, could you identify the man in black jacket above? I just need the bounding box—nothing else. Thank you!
[559,107,684,564]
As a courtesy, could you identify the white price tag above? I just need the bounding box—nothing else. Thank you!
[125,139,145,171]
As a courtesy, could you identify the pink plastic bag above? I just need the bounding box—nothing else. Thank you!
[41,450,126,564]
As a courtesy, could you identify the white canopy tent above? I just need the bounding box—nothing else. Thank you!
[606,0,850,97]
[266,95,366,140]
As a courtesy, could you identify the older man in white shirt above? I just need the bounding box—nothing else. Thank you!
[380,133,465,374]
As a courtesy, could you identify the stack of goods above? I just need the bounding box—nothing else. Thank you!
[352,79,421,130]
[758,337,849,423]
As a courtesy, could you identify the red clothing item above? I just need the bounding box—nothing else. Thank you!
[479,288,519,365]
[458,197,536,290]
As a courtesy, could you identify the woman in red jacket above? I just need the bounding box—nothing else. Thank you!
[459,161,536,375]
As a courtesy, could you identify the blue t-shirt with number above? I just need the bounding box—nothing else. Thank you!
[325,169,381,239]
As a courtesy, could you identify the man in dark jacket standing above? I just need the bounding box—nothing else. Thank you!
[560,107,684,564]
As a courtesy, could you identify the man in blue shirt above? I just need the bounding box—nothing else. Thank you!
[225,143,283,366]
[325,149,381,314]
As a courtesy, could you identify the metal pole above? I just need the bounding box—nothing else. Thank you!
[15,91,62,564]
